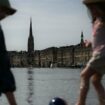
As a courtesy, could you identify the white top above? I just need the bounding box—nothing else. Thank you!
[92,18,105,56]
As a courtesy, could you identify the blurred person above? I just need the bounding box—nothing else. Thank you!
[0,0,17,105]
[75,0,105,105]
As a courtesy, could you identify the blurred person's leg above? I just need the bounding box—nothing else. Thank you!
[75,66,96,105]
[92,73,105,105]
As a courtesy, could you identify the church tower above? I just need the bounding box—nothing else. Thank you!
[28,18,34,53]
[80,31,84,46]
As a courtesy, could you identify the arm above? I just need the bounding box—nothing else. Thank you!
[84,40,92,47]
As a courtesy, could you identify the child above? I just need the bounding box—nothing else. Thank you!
[0,0,17,105]
[75,0,105,105]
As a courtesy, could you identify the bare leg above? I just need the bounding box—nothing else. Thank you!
[5,92,17,105]
[92,73,105,105]
[75,66,96,105]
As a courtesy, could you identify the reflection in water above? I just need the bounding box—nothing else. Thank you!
[27,68,34,105]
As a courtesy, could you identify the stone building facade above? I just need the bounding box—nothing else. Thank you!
[9,45,91,68]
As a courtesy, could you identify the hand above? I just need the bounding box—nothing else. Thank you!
[84,40,91,47]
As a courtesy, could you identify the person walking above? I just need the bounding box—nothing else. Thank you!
[75,0,105,105]
[0,0,17,105]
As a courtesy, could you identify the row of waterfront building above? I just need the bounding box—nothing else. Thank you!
[8,45,91,68]
[2,19,91,68]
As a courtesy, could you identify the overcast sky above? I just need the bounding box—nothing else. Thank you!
[1,0,92,51]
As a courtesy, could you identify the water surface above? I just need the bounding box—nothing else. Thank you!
[0,68,104,105]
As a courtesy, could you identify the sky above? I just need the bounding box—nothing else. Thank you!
[1,0,92,51]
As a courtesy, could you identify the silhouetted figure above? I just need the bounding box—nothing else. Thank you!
[49,97,67,105]
[0,0,17,104]
[75,0,105,105]
[0,25,17,105]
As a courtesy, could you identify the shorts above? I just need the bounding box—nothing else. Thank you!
[0,70,16,95]
[87,54,105,74]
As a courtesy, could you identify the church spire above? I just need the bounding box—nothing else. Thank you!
[30,18,32,37]
[80,31,84,47]
[28,18,34,53]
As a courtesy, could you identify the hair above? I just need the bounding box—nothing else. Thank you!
[85,3,105,23]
